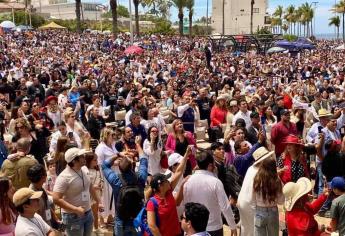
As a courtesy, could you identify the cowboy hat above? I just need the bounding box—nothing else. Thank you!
[216,94,230,101]
[252,147,275,165]
[283,135,304,147]
[283,177,312,211]
[318,108,332,118]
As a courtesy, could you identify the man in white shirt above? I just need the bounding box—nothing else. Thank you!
[181,202,210,236]
[14,187,55,236]
[232,99,252,129]
[184,152,237,236]
[49,122,81,154]
[52,148,100,236]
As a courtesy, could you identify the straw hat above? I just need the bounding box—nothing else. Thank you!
[252,147,275,165]
[318,108,332,118]
[13,188,43,207]
[216,94,230,101]
[283,177,312,211]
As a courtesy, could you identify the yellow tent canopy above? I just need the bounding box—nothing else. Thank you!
[38,22,66,30]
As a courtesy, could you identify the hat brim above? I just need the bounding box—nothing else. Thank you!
[284,178,312,211]
[318,114,332,118]
[254,151,275,165]
[30,191,43,200]
[283,141,304,146]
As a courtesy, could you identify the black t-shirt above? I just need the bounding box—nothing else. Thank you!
[196,97,211,121]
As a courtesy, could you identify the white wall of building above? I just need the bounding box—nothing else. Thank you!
[212,0,268,34]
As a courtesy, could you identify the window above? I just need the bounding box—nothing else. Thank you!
[253,8,259,13]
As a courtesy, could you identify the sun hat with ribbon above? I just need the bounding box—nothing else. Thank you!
[283,177,312,211]
[252,147,275,165]
[318,108,332,118]
[282,135,304,147]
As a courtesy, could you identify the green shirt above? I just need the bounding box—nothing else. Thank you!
[330,194,345,236]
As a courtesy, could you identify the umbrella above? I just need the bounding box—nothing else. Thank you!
[0,21,15,29]
[267,47,287,54]
[15,25,33,31]
[124,45,144,55]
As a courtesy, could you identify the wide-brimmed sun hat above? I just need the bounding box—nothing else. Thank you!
[252,147,275,165]
[283,135,304,147]
[283,177,312,211]
[216,94,230,101]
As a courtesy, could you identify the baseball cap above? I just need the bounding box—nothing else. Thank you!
[13,188,43,207]
[280,109,290,116]
[250,111,260,118]
[331,177,345,190]
[65,148,91,163]
[168,153,183,167]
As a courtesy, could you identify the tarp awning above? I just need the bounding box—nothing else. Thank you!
[38,22,66,30]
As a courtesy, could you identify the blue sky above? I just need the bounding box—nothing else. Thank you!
[116,0,337,34]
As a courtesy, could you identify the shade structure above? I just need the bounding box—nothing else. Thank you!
[267,46,287,54]
[124,45,144,55]
[335,44,345,50]
[38,22,66,30]
[275,40,299,51]
[0,21,15,29]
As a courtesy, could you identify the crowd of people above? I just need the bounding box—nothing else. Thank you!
[0,29,345,236]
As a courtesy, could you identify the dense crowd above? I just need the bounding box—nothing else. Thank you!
[0,30,345,236]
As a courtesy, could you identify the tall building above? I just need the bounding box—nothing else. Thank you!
[31,0,103,20]
[212,0,269,35]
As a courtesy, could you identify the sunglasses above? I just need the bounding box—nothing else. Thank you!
[70,115,75,118]
[16,126,25,129]
[151,130,158,133]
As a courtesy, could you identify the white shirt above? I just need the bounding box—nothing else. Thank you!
[125,109,133,126]
[58,93,68,111]
[143,139,163,175]
[49,130,81,154]
[183,170,237,231]
[232,110,252,129]
[15,214,51,236]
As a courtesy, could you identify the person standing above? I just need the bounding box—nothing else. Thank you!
[183,152,237,236]
[329,177,345,235]
[52,148,100,236]
[181,202,210,236]
[14,188,55,236]
[252,157,284,236]
[237,147,275,236]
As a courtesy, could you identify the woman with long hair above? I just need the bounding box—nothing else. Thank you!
[165,119,196,176]
[143,126,163,181]
[53,136,68,176]
[252,157,284,236]
[85,152,103,233]
[210,94,228,128]
[0,176,17,236]
[277,135,309,184]
[95,127,118,227]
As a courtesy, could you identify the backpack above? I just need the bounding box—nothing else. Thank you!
[116,174,144,221]
[133,197,159,236]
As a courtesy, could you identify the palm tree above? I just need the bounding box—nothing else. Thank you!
[75,0,81,32]
[282,23,289,34]
[173,0,187,36]
[273,5,284,34]
[270,18,281,34]
[284,5,295,35]
[185,0,194,37]
[332,0,345,41]
[329,16,341,39]
[250,0,255,34]
[109,0,118,35]
[133,0,140,35]
[300,2,314,37]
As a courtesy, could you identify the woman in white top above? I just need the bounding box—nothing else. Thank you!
[143,126,163,182]
[252,156,284,236]
[95,127,118,226]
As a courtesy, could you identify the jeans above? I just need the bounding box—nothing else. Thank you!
[62,209,94,236]
[316,164,324,196]
[254,206,279,236]
[320,182,335,213]
[114,216,137,236]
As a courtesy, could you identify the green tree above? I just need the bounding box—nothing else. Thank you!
[332,0,345,41]
[329,15,341,39]
[273,5,283,33]
[284,5,295,35]
[0,11,45,28]
[173,0,188,36]
[185,0,194,37]
[141,0,172,19]
[300,2,314,37]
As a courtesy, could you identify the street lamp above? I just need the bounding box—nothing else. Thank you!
[96,4,107,32]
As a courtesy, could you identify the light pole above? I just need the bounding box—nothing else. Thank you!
[206,0,209,30]
[311,1,318,36]
[129,0,133,44]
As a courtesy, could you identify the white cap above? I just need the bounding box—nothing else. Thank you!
[168,153,183,167]
[65,148,91,163]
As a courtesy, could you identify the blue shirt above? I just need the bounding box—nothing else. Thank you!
[128,124,147,142]
[0,140,8,168]
[233,143,261,178]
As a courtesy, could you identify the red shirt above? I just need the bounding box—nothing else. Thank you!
[277,153,309,184]
[210,106,227,127]
[146,190,180,236]
[286,194,327,236]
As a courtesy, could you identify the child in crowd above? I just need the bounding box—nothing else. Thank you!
[44,159,57,195]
